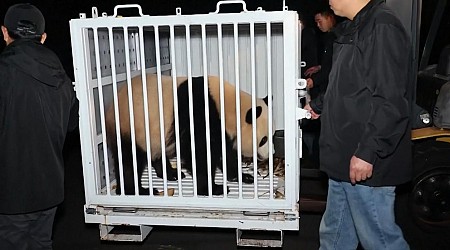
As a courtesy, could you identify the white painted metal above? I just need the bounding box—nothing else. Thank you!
[70,1,304,241]
[201,24,214,196]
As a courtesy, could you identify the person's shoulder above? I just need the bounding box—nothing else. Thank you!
[333,19,351,37]
[372,4,404,30]
[30,43,66,69]
[354,4,406,42]
[368,6,410,47]
[34,43,61,60]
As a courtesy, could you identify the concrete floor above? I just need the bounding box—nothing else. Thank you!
[53,130,450,250]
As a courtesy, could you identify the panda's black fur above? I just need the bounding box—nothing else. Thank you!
[176,76,258,195]
[106,74,269,196]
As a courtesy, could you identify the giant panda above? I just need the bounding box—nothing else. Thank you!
[105,73,271,196]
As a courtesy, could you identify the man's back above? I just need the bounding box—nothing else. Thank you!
[0,39,78,214]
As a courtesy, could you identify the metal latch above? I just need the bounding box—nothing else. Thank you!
[296,78,311,120]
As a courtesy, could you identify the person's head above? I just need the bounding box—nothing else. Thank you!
[329,0,370,20]
[314,9,336,32]
[1,3,47,45]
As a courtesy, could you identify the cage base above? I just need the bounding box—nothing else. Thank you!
[99,224,153,242]
[236,229,283,248]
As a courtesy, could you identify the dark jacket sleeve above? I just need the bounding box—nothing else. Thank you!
[66,78,79,132]
[309,92,324,114]
[354,23,412,164]
[68,94,79,132]
[311,69,328,93]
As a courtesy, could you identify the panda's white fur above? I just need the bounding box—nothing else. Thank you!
[105,74,270,195]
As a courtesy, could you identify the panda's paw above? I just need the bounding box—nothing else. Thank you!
[242,173,254,184]
[228,174,254,184]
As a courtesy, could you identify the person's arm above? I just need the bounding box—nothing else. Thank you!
[67,94,79,132]
[308,92,324,115]
[304,65,321,77]
[66,77,79,132]
[304,103,320,120]
[354,23,412,165]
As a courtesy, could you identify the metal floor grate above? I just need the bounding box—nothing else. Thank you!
[134,163,285,199]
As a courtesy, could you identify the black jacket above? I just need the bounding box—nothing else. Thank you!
[309,31,336,100]
[0,39,78,214]
[319,0,413,186]
[301,26,319,77]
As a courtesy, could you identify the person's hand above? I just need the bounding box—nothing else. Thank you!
[304,65,321,77]
[349,156,373,184]
[306,78,314,89]
[304,104,320,119]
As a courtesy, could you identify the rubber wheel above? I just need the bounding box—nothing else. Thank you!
[410,140,450,231]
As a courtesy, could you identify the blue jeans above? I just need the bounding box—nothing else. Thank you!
[319,179,409,250]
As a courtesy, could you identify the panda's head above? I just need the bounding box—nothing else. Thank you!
[206,76,273,161]
[241,96,271,161]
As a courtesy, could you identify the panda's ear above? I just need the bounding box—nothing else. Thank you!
[245,106,262,124]
[263,96,269,105]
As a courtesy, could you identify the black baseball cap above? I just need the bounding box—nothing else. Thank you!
[4,3,45,35]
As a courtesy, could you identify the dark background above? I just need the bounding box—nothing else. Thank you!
[2,0,450,80]
[4,0,449,80]
[1,0,449,79]
[0,0,329,80]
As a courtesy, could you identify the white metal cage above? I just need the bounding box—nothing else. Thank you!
[70,1,307,245]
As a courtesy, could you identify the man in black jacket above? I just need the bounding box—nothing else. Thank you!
[305,8,336,100]
[301,8,337,166]
[306,0,413,249]
[0,4,78,249]
[299,12,319,79]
